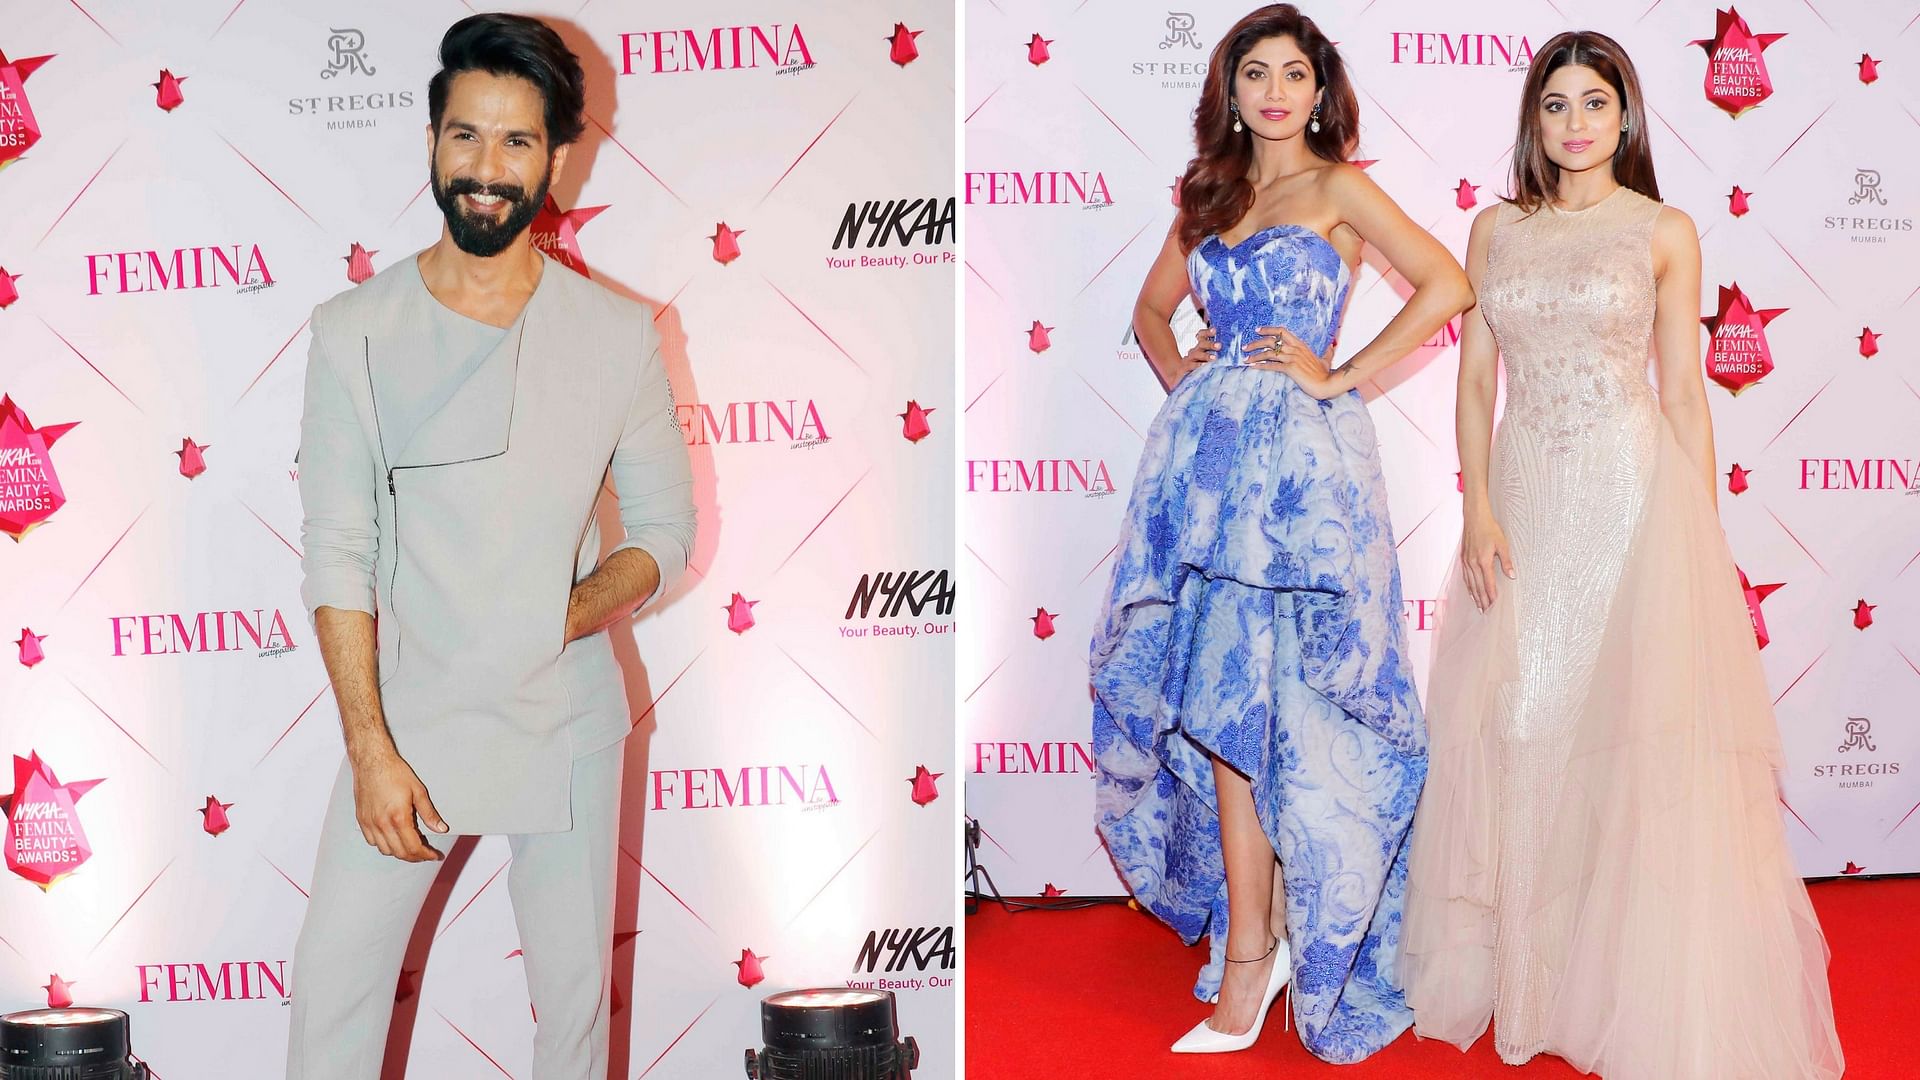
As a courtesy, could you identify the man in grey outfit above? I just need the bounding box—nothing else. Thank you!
[286,14,694,1077]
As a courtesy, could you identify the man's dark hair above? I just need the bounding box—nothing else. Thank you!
[427,14,586,147]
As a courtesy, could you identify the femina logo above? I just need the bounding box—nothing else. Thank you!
[676,400,828,446]
[137,961,289,1003]
[964,171,1113,206]
[619,25,813,74]
[649,765,839,810]
[846,570,954,621]
[965,458,1115,494]
[833,197,956,250]
[110,610,297,656]
[1390,32,1536,67]
[973,741,1095,774]
[85,245,274,295]
[1799,459,1920,491]
[853,927,955,974]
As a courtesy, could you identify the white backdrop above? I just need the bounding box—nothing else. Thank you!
[0,2,955,1077]
[962,0,1920,896]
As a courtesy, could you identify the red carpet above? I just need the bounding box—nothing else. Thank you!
[965,878,1918,1078]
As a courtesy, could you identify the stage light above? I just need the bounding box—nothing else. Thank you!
[0,1008,149,1078]
[744,988,918,1079]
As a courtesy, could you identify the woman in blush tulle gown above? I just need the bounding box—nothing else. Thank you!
[1400,31,1844,1080]
[1090,4,1471,1062]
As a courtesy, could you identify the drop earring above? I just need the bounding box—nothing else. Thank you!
[1309,102,1322,134]
[1231,104,1243,133]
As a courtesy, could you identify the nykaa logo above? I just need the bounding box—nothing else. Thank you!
[1799,458,1920,493]
[649,765,839,811]
[110,609,297,658]
[619,25,813,75]
[137,961,288,1003]
[1390,32,1535,69]
[677,400,828,449]
[966,458,1115,496]
[85,245,274,296]
[973,741,1094,774]
[964,171,1113,207]
[832,197,956,250]
[847,571,954,621]
[849,926,955,993]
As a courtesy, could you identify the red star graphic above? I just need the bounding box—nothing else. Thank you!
[1026,33,1054,66]
[908,765,943,806]
[708,222,745,265]
[1031,607,1057,640]
[43,973,75,1009]
[898,400,935,443]
[1,753,105,889]
[176,437,210,479]
[532,195,608,278]
[1027,320,1054,353]
[15,628,46,668]
[1737,568,1784,650]
[1726,463,1750,495]
[1689,9,1786,118]
[1042,883,1066,897]
[1842,861,1866,875]
[1454,471,1465,494]
[0,267,20,308]
[0,396,79,540]
[152,69,187,112]
[1851,600,1875,631]
[1858,327,1880,358]
[724,592,758,634]
[505,948,524,959]
[199,795,234,837]
[1454,179,1479,210]
[1700,283,1786,394]
[734,948,768,988]
[887,23,923,67]
[343,243,378,285]
[1858,54,1880,84]
[394,967,420,1002]
[1727,186,1752,216]
[0,52,54,170]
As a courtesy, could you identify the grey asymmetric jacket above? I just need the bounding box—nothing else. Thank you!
[297,250,694,834]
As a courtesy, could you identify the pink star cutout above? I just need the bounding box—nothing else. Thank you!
[532,195,608,277]
[735,948,768,988]
[1027,33,1054,66]
[1042,883,1066,897]
[15,628,46,668]
[1031,607,1057,640]
[888,24,923,67]
[344,243,378,284]
[0,396,79,540]
[1726,463,1750,495]
[152,69,186,112]
[909,765,943,805]
[899,400,935,443]
[708,222,745,265]
[0,52,54,170]
[1727,186,1752,216]
[1689,9,1786,118]
[1737,568,1784,650]
[724,592,758,634]
[1700,283,1786,394]
[1842,861,1866,875]
[1852,600,1875,631]
[176,437,210,479]
[0,267,20,308]
[1858,328,1880,358]
[1858,54,1880,84]
[1454,179,1479,210]
[43,974,75,1009]
[199,795,234,837]
[1,753,105,889]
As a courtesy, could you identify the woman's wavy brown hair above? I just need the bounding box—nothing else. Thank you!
[1177,5,1358,253]
[1507,30,1658,213]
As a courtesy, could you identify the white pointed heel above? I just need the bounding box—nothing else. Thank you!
[1172,938,1291,1054]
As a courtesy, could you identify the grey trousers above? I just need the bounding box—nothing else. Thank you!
[286,741,623,1079]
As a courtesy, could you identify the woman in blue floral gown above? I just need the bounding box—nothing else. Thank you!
[1090,5,1471,1061]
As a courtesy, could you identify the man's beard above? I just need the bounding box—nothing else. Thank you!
[431,158,550,258]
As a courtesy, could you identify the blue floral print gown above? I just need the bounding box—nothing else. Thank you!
[1091,224,1427,1063]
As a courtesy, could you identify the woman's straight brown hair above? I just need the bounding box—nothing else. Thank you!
[1507,30,1659,213]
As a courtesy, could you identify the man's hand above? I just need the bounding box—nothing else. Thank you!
[353,750,448,862]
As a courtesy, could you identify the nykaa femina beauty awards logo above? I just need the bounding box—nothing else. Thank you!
[1700,283,1784,394]
[3,752,103,890]
[1691,7,1783,118]
[0,396,78,541]
[618,24,814,76]
[0,49,52,169]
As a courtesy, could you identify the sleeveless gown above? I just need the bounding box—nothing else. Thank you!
[1091,224,1427,1063]
[1401,188,1844,1078]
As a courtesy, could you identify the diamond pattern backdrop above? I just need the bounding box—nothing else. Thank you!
[962,0,1920,896]
[0,1,955,1076]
